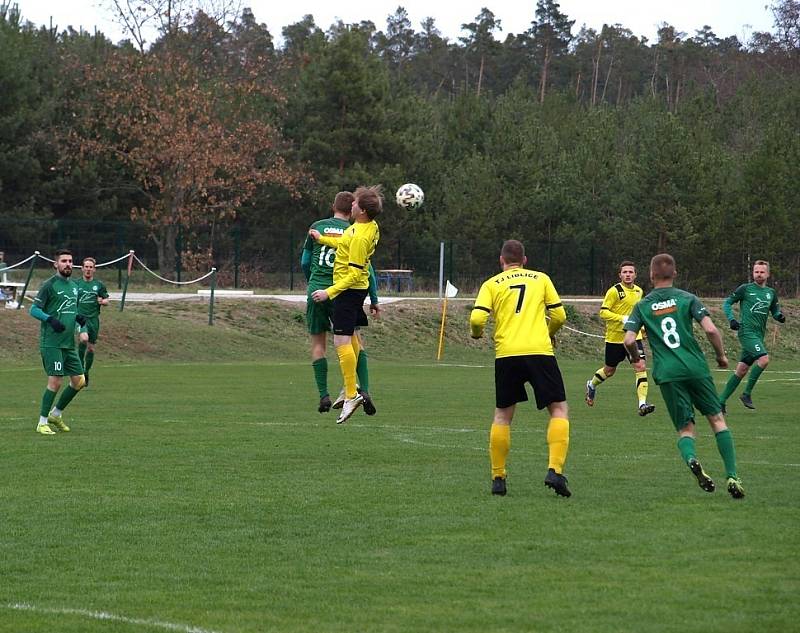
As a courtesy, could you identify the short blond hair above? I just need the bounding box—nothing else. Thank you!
[650,253,676,281]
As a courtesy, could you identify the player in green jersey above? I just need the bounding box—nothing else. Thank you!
[302,192,379,414]
[76,257,110,387]
[719,260,785,411]
[624,254,744,499]
[29,249,89,435]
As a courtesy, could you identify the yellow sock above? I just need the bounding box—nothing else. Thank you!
[546,417,570,473]
[489,423,511,479]
[336,343,358,398]
[351,333,362,357]
[591,368,607,387]
[635,371,648,405]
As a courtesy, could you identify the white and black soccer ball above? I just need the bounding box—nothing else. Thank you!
[395,183,424,210]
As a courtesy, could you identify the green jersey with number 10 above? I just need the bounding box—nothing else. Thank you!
[624,287,712,385]
[303,217,349,293]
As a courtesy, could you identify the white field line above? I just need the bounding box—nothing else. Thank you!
[246,421,800,467]
[5,602,226,633]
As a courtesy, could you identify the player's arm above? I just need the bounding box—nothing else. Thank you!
[317,235,339,248]
[598,287,625,323]
[470,282,492,338]
[622,304,644,359]
[770,294,786,323]
[722,285,744,328]
[544,276,566,336]
[325,235,368,299]
[700,316,728,368]
[30,302,65,333]
[300,232,315,281]
[30,304,51,323]
[623,329,639,359]
[368,264,380,316]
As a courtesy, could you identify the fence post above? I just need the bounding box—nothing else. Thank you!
[116,222,125,289]
[119,250,135,312]
[208,267,217,326]
[16,251,40,309]
[233,224,241,289]
[438,241,445,298]
[175,225,183,283]
[289,226,294,291]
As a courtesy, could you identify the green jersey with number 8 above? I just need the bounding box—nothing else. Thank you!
[624,287,712,384]
[303,217,349,293]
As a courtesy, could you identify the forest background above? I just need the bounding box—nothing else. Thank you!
[0,0,798,295]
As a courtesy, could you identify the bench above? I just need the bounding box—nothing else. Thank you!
[0,281,25,308]
[376,269,413,292]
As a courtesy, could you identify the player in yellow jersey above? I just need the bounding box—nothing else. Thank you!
[585,261,656,416]
[311,185,381,424]
[470,240,572,498]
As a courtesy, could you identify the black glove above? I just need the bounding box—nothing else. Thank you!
[46,316,65,333]
[76,314,87,326]
[776,314,786,324]
[729,319,740,331]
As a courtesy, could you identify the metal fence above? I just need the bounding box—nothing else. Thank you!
[2,217,798,297]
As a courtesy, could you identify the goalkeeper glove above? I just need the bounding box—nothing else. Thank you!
[729,319,740,331]
[76,314,87,326]
[46,316,65,333]
[776,314,786,323]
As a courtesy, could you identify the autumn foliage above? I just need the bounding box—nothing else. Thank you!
[67,34,302,273]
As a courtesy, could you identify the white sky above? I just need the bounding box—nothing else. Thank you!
[15,0,775,45]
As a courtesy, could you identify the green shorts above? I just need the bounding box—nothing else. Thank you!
[658,376,722,431]
[738,336,768,366]
[83,315,100,344]
[306,297,334,335]
[41,347,84,377]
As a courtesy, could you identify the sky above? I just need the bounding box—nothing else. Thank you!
[14,0,775,46]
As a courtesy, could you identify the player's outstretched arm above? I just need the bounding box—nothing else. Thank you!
[700,316,728,368]
[623,330,640,361]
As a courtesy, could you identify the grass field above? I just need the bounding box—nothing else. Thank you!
[2,357,798,633]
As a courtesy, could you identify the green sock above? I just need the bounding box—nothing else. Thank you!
[78,342,87,365]
[312,358,328,398]
[356,350,369,393]
[677,436,696,464]
[715,429,738,479]
[40,388,58,418]
[55,385,80,411]
[744,364,765,396]
[719,373,742,404]
[84,351,95,374]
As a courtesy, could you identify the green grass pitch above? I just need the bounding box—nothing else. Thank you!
[1,359,798,632]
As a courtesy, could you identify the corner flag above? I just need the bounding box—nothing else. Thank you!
[437,280,459,360]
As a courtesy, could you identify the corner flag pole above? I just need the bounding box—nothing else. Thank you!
[436,297,448,361]
[436,280,459,361]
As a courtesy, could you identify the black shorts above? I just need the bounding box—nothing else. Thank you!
[332,289,369,336]
[605,341,645,367]
[494,355,566,410]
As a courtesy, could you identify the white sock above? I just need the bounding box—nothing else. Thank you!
[38,416,48,425]
[51,407,63,417]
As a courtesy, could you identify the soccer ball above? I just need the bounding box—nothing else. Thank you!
[395,183,424,210]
